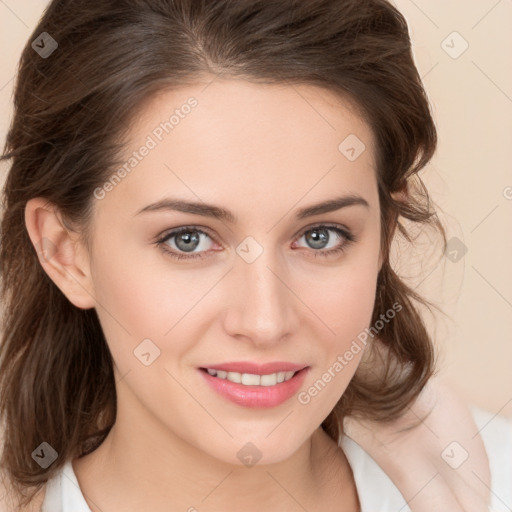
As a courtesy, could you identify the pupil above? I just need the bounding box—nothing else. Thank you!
[307,228,329,249]
[176,231,200,252]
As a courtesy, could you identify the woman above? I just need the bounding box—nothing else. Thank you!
[0,0,508,510]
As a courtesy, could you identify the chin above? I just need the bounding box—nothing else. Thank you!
[203,430,308,468]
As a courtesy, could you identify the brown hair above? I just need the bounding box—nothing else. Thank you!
[0,0,447,508]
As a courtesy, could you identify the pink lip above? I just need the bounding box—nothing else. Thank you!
[198,366,310,408]
[199,361,307,374]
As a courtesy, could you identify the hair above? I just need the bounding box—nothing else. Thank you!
[0,0,448,508]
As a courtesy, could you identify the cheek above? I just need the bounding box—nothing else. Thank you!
[91,259,161,335]
[88,235,221,372]
[294,237,380,403]
[298,247,380,347]
[295,265,378,415]
[87,237,173,367]
[306,269,378,380]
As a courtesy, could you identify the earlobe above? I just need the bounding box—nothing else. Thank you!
[24,198,96,310]
[390,181,409,205]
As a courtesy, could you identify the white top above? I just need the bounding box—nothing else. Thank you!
[42,405,512,512]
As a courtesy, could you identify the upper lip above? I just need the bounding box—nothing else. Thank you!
[200,361,308,375]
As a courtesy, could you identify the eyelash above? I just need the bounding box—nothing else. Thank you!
[155,223,357,261]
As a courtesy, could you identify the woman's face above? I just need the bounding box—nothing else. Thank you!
[85,78,383,465]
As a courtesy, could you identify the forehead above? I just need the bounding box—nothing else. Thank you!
[96,78,378,219]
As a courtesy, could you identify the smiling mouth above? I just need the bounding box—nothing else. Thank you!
[199,367,300,387]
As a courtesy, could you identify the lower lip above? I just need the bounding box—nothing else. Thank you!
[198,367,309,408]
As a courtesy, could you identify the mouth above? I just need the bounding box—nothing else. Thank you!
[199,367,300,387]
[197,364,310,408]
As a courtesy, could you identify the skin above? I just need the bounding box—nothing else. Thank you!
[23,78,490,511]
[26,78,378,511]
[345,374,492,512]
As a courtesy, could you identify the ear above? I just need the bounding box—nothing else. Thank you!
[24,197,96,310]
[378,182,409,272]
[390,182,409,205]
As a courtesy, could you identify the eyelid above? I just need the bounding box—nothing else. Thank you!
[155,222,355,260]
[292,221,352,240]
[154,225,221,259]
[155,222,351,245]
[154,224,218,244]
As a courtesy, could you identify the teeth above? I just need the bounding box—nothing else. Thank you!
[227,371,241,383]
[242,373,260,385]
[205,369,297,386]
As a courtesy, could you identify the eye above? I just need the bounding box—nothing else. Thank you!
[155,223,357,261]
[155,226,217,261]
[293,224,356,258]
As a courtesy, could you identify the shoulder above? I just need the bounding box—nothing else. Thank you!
[342,405,512,512]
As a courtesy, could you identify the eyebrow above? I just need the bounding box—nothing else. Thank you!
[135,194,369,223]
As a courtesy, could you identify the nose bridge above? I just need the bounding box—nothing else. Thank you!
[225,237,294,345]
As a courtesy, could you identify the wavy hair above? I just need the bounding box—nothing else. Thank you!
[0,0,447,508]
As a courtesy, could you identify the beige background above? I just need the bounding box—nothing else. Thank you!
[1,1,511,418]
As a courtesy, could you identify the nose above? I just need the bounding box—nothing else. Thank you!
[222,245,297,349]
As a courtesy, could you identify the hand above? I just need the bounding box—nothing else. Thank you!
[343,374,492,512]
